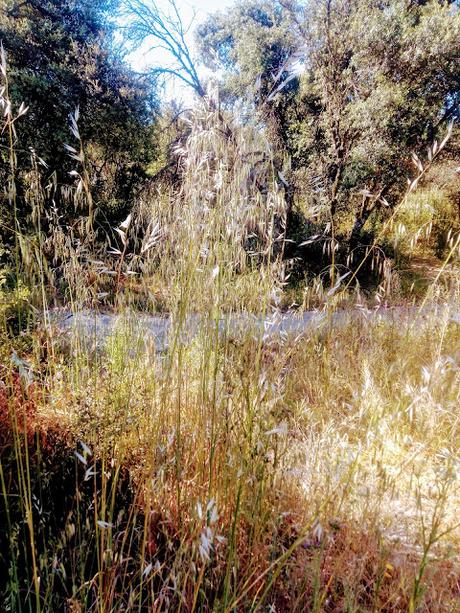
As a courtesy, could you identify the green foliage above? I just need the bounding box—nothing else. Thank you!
[197,1,297,102]
[198,0,460,247]
[0,276,31,335]
[390,182,460,259]
[0,0,159,234]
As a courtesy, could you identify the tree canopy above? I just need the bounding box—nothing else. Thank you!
[197,0,460,245]
[0,0,158,226]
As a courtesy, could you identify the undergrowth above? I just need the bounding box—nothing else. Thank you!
[1,48,460,612]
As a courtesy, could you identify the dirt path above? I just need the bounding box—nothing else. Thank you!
[51,304,460,353]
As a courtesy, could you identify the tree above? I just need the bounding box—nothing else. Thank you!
[0,0,158,230]
[121,0,205,97]
[197,0,460,250]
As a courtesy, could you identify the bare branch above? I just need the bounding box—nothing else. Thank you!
[121,0,205,97]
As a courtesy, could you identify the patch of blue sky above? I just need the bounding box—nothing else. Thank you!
[122,0,235,102]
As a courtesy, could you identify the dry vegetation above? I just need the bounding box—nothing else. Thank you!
[1,49,460,612]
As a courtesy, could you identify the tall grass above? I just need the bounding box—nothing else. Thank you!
[1,50,460,612]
